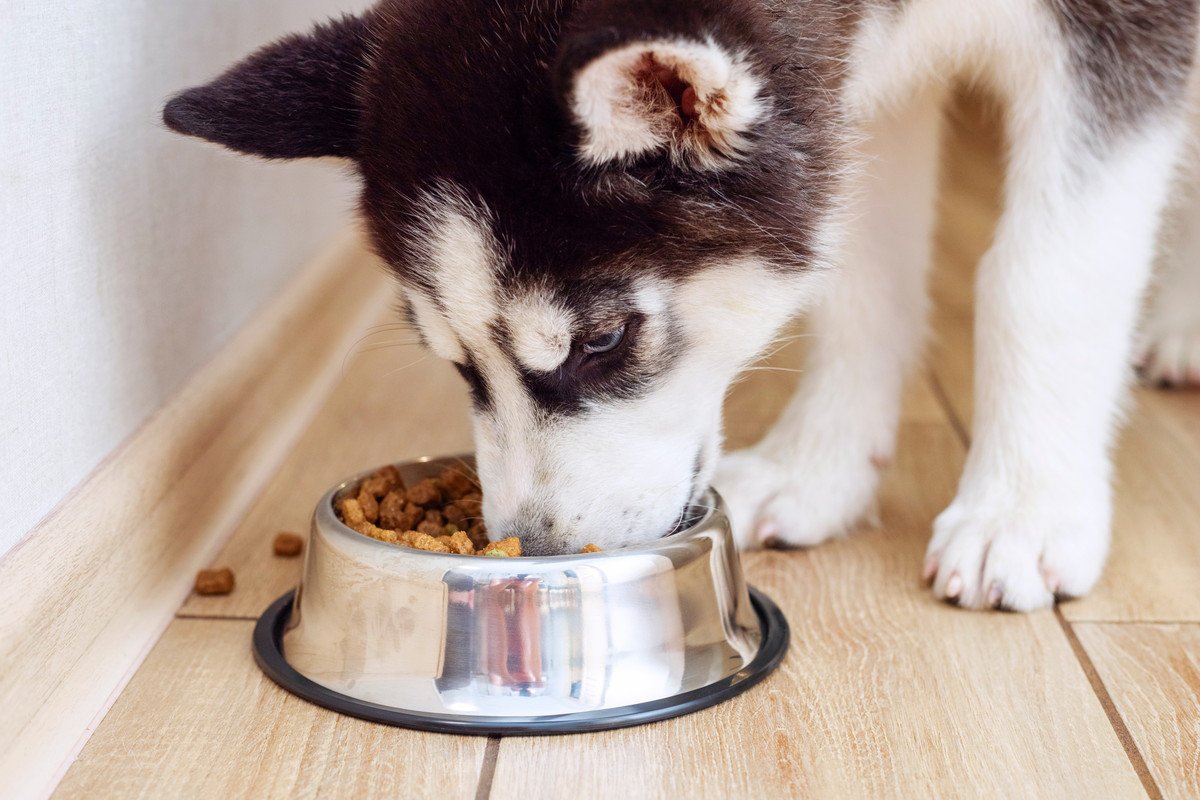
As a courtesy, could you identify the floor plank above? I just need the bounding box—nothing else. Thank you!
[1076,623,1200,799]
[178,306,474,619]
[1067,398,1200,622]
[54,619,486,800]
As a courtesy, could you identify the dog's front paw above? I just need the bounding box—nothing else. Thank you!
[714,445,883,550]
[1138,326,1200,387]
[1138,298,1200,387]
[924,490,1109,611]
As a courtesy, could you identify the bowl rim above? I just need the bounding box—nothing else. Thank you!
[316,454,727,562]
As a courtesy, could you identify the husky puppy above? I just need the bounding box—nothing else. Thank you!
[165,0,1200,610]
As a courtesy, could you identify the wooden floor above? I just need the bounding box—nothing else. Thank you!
[54,94,1200,799]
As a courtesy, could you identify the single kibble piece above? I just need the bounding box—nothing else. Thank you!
[457,493,483,518]
[417,519,444,537]
[424,509,445,527]
[439,467,477,499]
[371,527,404,545]
[360,465,403,499]
[379,491,417,530]
[580,543,602,554]
[195,567,235,595]
[338,497,366,526]
[273,532,304,557]
[467,520,490,549]
[356,487,380,523]
[442,503,467,526]
[412,533,451,553]
[406,478,442,507]
[490,537,522,558]
[448,530,475,555]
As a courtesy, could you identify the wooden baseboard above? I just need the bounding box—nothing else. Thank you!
[0,230,391,799]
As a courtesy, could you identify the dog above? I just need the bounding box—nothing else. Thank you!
[164,0,1200,610]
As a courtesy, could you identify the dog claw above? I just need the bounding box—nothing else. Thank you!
[986,582,1002,607]
[755,518,781,547]
[1041,565,1061,595]
[922,555,938,582]
[944,573,963,601]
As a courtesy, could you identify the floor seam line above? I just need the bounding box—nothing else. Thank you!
[473,736,501,800]
[926,369,970,448]
[1054,609,1163,800]
[1067,619,1200,626]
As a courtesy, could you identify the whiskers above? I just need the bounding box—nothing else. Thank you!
[731,330,812,382]
[442,457,480,486]
[639,472,716,537]
[340,321,427,375]
[377,353,431,380]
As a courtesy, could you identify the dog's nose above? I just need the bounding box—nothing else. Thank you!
[514,532,558,556]
[492,510,560,556]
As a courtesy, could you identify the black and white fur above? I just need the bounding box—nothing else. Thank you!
[165,0,1200,610]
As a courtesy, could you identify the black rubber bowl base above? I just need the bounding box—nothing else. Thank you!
[253,586,789,736]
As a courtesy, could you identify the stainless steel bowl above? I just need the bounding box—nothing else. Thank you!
[253,455,788,734]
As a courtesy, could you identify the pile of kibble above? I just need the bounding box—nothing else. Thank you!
[333,462,506,556]
[334,464,525,556]
[337,465,601,556]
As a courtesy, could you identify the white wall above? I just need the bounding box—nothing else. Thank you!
[0,2,370,557]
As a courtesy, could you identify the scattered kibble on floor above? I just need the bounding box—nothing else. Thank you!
[194,567,235,595]
[272,531,304,557]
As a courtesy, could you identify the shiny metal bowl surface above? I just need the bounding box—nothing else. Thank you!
[253,455,788,734]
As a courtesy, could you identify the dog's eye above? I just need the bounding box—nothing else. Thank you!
[581,324,626,355]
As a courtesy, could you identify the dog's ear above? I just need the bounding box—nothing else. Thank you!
[162,14,372,159]
[555,2,767,169]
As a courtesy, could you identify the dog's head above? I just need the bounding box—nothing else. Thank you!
[165,0,844,553]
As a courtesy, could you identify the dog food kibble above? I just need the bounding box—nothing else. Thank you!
[359,464,401,498]
[466,521,490,550]
[457,493,483,518]
[273,532,304,557]
[484,536,522,558]
[195,567,235,595]
[356,487,380,524]
[334,464,601,556]
[442,502,467,526]
[406,478,442,507]
[378,490,416,530]
[416,519,445,536]
[412,532,450,553]
[447,529,476,554]
[441,468,476,498]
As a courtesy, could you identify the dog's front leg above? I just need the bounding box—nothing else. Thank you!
[717,89,944,549]
[1139,164,1200,387]
[925,105,1189,610]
